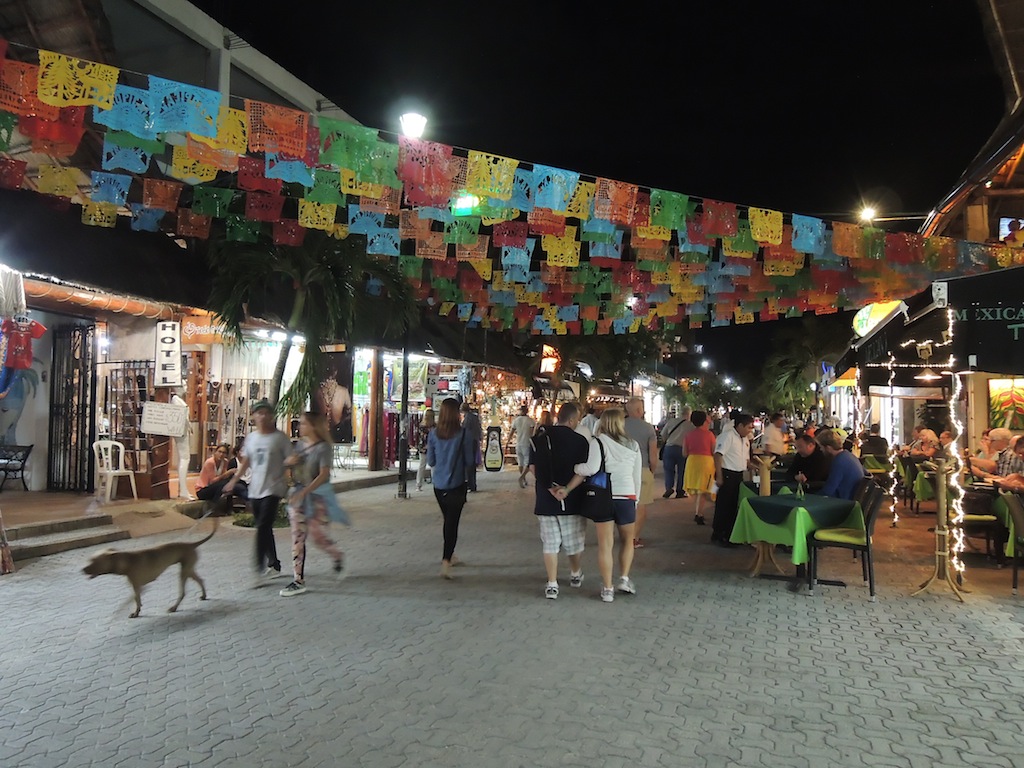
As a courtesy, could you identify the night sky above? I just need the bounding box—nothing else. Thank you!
[187,1,1006,376]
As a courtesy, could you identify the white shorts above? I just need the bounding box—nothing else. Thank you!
[517,445,532,468]
[538,515,586,555]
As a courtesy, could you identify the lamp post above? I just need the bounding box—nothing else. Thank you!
[395,113,427,499]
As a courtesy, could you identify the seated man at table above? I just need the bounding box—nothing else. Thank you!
[785,433,832,491]
[860,423,889,457]
[969,427,1020,480]
[816,429,869,500]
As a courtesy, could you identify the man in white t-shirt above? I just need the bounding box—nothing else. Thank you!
[225,400,293,580]
[510,405,536,488]
[762,412,787,457]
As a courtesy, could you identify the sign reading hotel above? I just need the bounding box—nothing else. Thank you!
[180,315,227,345]
[154,321,182,387]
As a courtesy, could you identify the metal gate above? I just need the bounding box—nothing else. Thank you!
[48,324,96,491]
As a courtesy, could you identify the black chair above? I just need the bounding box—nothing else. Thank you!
[959,489,1003,561]
[807,482,885,601]
[0,444,33,491]
[897,455,920,513]
[997,491,1024,595]
[852,476,875,509]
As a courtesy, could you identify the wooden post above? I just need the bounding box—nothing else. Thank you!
[368,348,385,471]
[913,458,965,601]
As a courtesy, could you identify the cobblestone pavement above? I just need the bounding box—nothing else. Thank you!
[4,468,1024,767]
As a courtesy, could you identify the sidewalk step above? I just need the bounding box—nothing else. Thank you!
[5,514,117,541]
[10,525,131,562]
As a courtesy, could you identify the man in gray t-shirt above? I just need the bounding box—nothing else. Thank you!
[624,397,658,548]
[225,400,292,577]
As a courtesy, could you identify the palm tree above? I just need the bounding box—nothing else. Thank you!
[205,230,415,415]
[754,317,851,413]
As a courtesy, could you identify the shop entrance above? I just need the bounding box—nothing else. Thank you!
[47,323,96,492]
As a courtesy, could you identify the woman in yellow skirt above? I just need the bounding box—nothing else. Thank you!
[682,411,718,525]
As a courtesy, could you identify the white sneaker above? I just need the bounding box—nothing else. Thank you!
[601,587,615,603]
[262,566,285,579]
[617,576,636,595]
[545,583,558,599]
[279,581,307,597]
[569,571,584,588]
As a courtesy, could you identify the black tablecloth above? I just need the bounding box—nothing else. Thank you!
[746,494,856,526]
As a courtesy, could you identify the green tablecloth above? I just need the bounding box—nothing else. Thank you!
[991,495,1016,558]
[730,493,864,565]
[862,455,892,473]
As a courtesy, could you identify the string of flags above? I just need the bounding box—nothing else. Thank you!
[1,39,1021,336]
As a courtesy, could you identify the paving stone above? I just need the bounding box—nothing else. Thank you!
[3,469,1024,767]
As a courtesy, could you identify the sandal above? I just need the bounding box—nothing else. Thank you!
[633,538,645,549]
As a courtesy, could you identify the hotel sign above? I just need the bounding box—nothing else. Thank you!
[154,321,182,387]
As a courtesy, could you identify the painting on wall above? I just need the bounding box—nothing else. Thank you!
[988,378,1024,430]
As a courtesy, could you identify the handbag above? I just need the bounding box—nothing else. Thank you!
[579,437,615,522]
[658,420,684,460]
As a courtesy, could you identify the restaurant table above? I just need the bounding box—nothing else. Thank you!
[730,492,865,577]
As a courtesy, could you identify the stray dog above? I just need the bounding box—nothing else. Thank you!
[83,518,218,618]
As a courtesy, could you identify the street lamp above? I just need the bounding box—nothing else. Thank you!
[395,113,428,499]
[399,112,427,139]
[859,206,877,223]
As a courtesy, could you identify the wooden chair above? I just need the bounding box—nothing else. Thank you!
[997,491,1024,595]
[807,482,885,601]
[92,440,138,503]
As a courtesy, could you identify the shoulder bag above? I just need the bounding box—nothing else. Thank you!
[658,420,684,460]
[579,437,615,523]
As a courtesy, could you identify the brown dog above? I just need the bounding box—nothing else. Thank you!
[83,518,218,618]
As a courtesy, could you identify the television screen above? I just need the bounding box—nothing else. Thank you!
[998,217,1024,241]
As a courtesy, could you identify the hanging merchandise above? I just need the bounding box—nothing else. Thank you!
[0,264,27,318]
[1,314,46,369]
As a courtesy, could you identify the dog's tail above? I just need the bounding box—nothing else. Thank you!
[195,515,219,546]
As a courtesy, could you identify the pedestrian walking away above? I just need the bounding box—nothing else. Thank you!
[624,397,657,548]
[510,405,536,488]
[279,412,350,597]
[427,398,476,579]
[460,402,483,492]
[528,402,590,599]
[682,410,717,525]
[556,407,642,603]
[660,405,693,499]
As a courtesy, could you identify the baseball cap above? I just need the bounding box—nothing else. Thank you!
[249,399,274,414]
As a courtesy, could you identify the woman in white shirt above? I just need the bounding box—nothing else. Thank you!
[554,407,642,603]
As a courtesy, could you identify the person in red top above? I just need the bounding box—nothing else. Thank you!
[682,410,717,526]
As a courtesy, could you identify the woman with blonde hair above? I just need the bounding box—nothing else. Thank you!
[279,411,349,597]
[554,407,642,603]
[416,409,436,491]
[427,398,476,579]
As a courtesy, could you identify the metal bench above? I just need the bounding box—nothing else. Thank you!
[0,444,32,491]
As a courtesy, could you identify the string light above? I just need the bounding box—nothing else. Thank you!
[886,352,899,527]
[943,308,967,577]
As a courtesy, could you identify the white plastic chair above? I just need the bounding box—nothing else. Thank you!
[93,440,138,502]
